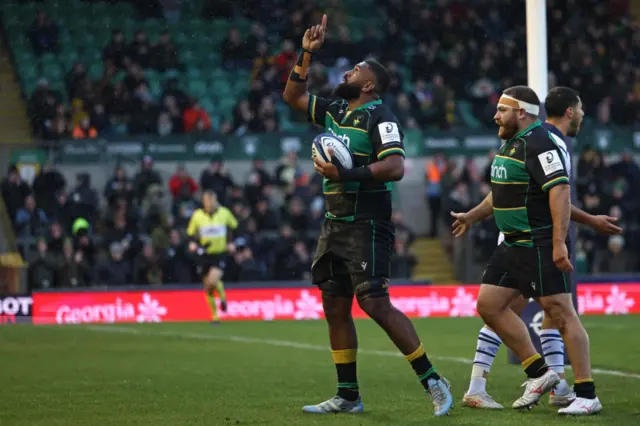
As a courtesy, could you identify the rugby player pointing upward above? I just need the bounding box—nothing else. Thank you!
[282,14,453,416]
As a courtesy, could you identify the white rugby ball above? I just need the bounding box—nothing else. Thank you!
[312,133,354,169]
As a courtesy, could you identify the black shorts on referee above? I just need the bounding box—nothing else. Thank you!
[482,243,570,299]
[197,253,227,279]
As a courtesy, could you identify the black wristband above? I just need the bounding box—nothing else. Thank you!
[289,49,312,82]
[339,166,373,181]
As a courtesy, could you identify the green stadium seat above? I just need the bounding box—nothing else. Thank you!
[88,63,103,80]
[187,79,208,98]
[42,63,63,81]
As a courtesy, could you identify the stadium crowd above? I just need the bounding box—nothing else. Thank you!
[1,154,417,290]
[431,148,640,276]
[3,0,639,289]
[25,0,639,142]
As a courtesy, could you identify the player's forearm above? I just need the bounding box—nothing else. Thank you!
[466,193,493,224]
[282,49,312,109]
[367,155,404,182]
[570,204,592,226]
[549,184,571,244]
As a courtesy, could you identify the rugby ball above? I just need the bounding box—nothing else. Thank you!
[312,133,354,169]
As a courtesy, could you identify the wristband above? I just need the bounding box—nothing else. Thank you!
[289,49,312,82]
[339,166,373,181]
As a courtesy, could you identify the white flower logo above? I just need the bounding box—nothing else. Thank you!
[294,290,324,320]
[604,285,635,315]
[449,288,477,317]
[136,293,168,323]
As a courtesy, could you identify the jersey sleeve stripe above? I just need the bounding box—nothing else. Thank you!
[495,155,525,165]
[490,180,528,185]
[541,176,569,191]
[309,95,317,124]
[377,147,405,160]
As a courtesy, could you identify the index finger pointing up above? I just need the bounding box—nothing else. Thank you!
[321,14,327,31]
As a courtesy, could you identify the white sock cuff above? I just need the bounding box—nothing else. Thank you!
[479,326,502,343]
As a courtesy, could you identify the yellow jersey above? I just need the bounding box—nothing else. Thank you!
[186,207,238,254]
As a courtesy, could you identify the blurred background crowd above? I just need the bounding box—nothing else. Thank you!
[14,0,638,143]
[0,0,639,290]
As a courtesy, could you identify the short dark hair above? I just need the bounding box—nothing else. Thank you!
[544,86,580,118]
[364,59,391,96]
[503,85,540,107]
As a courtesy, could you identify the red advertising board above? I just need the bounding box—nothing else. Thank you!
[31,284,640,325]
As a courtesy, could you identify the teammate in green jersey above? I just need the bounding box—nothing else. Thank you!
[282,14,453,417]
[451,86,601,415]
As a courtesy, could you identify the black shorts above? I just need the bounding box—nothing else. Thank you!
[311,219,393,300]
[197,253,227,278]
[482,243,570,299]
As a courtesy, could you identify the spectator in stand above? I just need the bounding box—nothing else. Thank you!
[133,156,163,205]
[133,240,163,285]
[161,95,185,133]
[31,162,66,217]
[47,221,66,256]
[168,164,198,200]
[244,158,272,206]
[199,159,234,206]
[222,27,249,70]
[14,194,48,239]
[1,166,31,227]
[152,31,180,71]
[183,99,212,133]
[97,242,131,286]
[104,166,133,207]
[27,10,58,55]
[128,31,152,69]
[26,238,58,290]
[251,195,279,231]
[67,173,99,228]
[57,238,91,288]
[103,30,129,69]
[226,237,265,282]
[72,116,98,139]
[163,229,193,284]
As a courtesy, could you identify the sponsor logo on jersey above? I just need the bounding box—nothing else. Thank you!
[491,164,508,179]
[327,128,351,147]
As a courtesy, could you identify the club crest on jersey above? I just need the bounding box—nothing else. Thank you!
[353,116,361,126]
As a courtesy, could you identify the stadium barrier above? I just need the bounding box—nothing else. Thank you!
[6,281,638,326]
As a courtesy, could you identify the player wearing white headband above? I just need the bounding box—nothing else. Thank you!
[458,87,620,412]
[451,86,615,415]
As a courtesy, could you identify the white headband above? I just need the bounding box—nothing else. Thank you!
[498,94,540,115]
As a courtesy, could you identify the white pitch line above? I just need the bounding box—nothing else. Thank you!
[85,325,640,381]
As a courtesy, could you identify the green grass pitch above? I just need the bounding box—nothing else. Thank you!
[1,316,640,425]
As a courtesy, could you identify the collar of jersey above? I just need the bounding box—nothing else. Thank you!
[509,120,541,141]
[346,99,382,112]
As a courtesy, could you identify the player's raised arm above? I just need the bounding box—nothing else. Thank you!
[282,14,327,114]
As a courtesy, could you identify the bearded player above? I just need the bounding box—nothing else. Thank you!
[282,14,453,417]
[455,87,620,410]
[452,86,610,415]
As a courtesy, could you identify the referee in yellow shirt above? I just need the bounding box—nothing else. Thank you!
[187,190,238,323]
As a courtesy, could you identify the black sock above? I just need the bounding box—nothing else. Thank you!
[406,343,440,390]
[332,349,359,401]
[574,380,596,399]
[524,355,549,379]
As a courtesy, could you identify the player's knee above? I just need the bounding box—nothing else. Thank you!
[354,278,391,319]
[476,296,502,323]
[540,298,577,334]
[319,280,353,324]
[208,268,222,283]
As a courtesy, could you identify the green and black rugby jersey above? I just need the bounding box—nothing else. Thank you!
[308,94,405,221]
[490,121,569,247]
